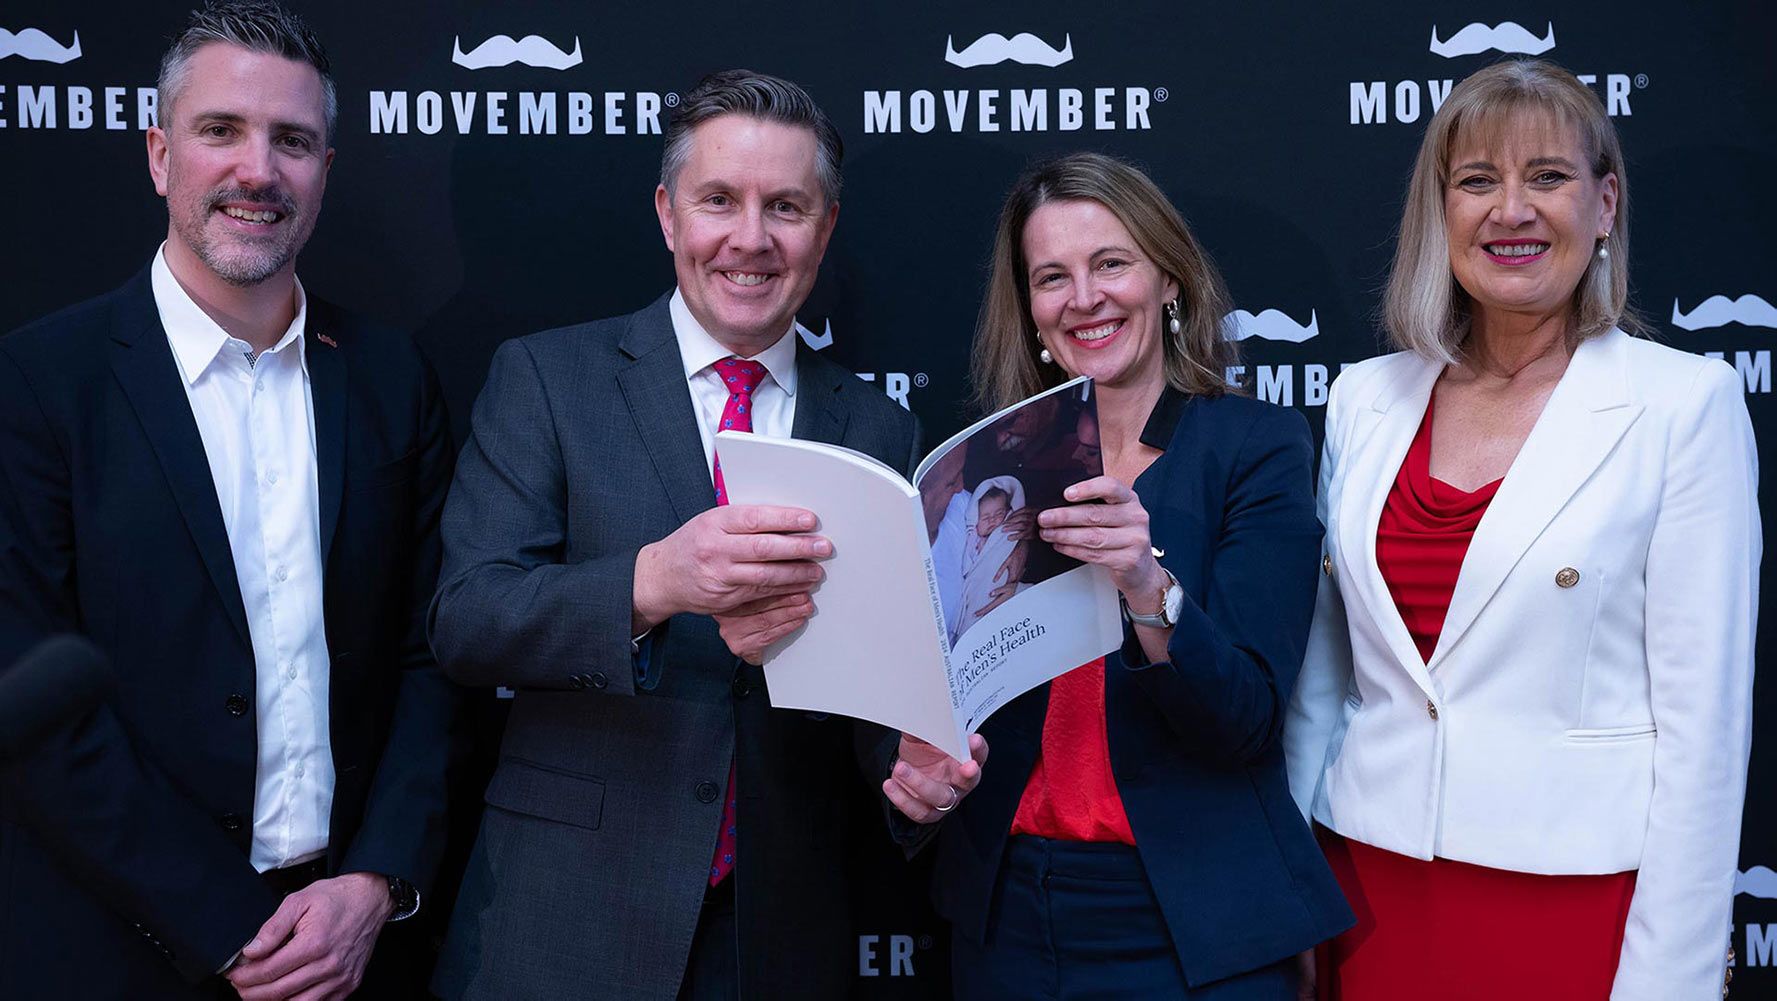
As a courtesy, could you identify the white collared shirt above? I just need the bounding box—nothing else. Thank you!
[151,246,334,873]
[669,288,798,470]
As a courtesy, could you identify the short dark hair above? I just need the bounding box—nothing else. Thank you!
[659,69,843,206]
[158,1,337,140]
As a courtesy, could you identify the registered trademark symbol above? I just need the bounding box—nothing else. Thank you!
[1634,74,1649,89]
[665,92,681,108]
[917,935,934,950]
[1154,87,1169,103]
[914,372,930,388]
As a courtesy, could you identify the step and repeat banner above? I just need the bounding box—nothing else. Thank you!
[4,0,1774,995]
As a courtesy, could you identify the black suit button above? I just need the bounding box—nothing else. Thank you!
[567,675,587,690]
[731,677,751,699]
[589,672,608,690]
[695,780,720,803]
[225,694,249,716]
[218,813,244,831]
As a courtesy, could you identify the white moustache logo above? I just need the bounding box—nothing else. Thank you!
[0,27,82,64]
[1429,22,1556,58]
[944,32,1074,68]
[1223,309,1320,344]
[794,318,834,351]
[1737,866,1777,899]
[452,34,582,71]
[1671,294,1777,331]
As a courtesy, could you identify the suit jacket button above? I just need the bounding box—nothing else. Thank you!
[218,813,244,831]
[1322,554,1333,577]
[589,672,608,690]
[695,780,720,803]
[731,677,751,699]
[1426,699,1439,721]
[1555,567,1580,588]
[225,694,249,716]
[567,675,587,690]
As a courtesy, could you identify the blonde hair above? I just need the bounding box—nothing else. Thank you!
[970,152,1236,414]
[1384,59,1640,363]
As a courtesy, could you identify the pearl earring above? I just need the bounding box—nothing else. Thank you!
[1165,299,1182,336]
[1039,347,1054,365]
[1597,233,1611,260]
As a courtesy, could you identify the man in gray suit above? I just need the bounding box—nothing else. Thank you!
[429,71,975,1000]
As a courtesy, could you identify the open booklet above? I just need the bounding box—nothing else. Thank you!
[715,376,1123,760]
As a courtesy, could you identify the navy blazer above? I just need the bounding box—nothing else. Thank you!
[926,388,1353,987]
[0,268,460,998]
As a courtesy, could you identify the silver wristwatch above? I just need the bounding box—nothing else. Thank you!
[1122,566,1183,629]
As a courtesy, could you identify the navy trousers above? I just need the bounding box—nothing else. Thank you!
[952,836,1298,1001]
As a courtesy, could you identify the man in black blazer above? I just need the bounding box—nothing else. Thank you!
[428,71,970,1000]
[0,4,457,999]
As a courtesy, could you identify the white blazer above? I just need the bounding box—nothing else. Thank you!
[1284,328,1759,1000]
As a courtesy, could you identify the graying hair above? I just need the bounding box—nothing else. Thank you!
[157,0,337,142]
[1385,59,1639,363]
[659,69,843,206]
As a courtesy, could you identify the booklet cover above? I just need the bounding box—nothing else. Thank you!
[714,377,1123,760]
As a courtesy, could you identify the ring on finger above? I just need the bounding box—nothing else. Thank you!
[934,784,960,813]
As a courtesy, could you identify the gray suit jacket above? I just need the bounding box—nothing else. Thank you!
[429,293,919,1000]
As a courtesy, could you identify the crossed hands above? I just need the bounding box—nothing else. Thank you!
[633,504,831,664]
[226,872,391,1001]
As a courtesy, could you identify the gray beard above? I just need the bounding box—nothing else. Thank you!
[194,238,298,287]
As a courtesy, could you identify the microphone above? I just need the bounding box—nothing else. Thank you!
[0,634,114,760]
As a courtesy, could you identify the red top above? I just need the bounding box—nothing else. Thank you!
[1009,657,1137,844]
[1375,397,1502,663]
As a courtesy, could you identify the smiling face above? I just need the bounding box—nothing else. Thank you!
[1444,113,1617,326]
[147,42,332,288]
[1023,198,1178,394]
[655,114,838,356]
[975,490,1011,537]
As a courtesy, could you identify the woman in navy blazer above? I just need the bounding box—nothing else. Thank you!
[883,152,1351,999]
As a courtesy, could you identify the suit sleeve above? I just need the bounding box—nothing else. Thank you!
[338,351,463,901]
[1610,362,1758,1001]
[1283,375,1357,820]
[1117,404,1324,766]
[429,338,641,692]
[0,345,278,982]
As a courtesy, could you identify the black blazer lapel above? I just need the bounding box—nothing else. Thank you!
[306,303,347,564]
[615,296,716,526]
[790,347,850,447]
[106,275,252,648]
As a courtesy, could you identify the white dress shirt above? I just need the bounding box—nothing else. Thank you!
[669,288,798,467]
[151,247,334,873]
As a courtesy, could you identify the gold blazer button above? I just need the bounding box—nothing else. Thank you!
[1555,567,1580,588]
[1322,554,1333,576]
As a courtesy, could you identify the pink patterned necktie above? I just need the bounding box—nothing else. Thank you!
[708,356,765,885]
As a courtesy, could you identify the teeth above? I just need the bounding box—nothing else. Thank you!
[1072,320,1121,341]
[725,272,770,286]
[222,206,280,224]
[1486,243,1549,257]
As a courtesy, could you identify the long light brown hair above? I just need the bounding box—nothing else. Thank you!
[970,152,1236,414]
[1384,59,1641,363]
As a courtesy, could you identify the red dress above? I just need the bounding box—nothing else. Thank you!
[1318,398,1637,1000]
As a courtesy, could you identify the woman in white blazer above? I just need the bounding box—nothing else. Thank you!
[1284,60,1758,1001]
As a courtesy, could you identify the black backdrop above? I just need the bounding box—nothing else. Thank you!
[5,1,1776,995]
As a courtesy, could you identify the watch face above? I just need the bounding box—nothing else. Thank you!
[1163,583,1184,623]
